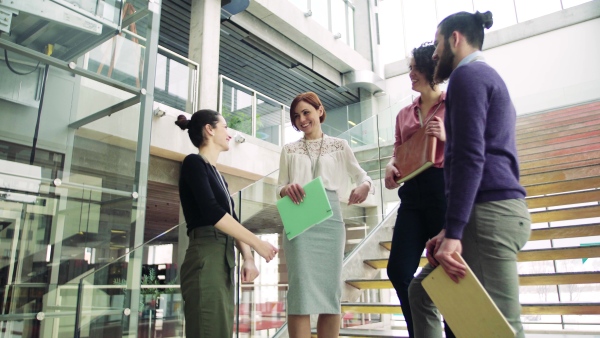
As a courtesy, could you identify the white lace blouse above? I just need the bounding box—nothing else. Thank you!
[277,135,375,198]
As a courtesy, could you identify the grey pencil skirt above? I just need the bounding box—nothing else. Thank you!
[283,190,345,315]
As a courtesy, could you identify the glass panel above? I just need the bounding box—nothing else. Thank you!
[154,55,194,112]
[312,0,330,31]
[256,95,282,146]
[76,224,183,338]
[402,0,438,51]
[473,0,518,31]
[562,0,593,8]
[331,0,347,42]
[289,0,309,11]
[283,107,303,144]
[71,85,141,190]
[347,6,355,49]
[87,33,146,88]
[155,54,167,91]
[238,283,288,337]
[222,81,253,136]
[514,0,562,23]
[323,105,349,136]
[379,0,407,62]
[435,0,474,22]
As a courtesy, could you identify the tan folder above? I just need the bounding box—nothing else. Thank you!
[393,126,437,183]
[422,252,516,338]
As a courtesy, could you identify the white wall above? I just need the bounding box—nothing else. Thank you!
[72,79,282,182]
[486,18,600,114]
[383,15,600,116]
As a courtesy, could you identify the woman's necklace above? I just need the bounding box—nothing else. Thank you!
[303,133,325,179]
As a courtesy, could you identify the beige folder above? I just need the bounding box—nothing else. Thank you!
[421,252,516,338]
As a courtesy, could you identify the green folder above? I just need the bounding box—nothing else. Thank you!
[277,176,333,240]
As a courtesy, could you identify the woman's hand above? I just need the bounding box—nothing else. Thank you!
[253,240,278,263]
[241,259,260,282]
[426,116,446,142]
[384,163,400,189]
[348,181,370,205]
[281,183,305,204]
[425,229,446,267]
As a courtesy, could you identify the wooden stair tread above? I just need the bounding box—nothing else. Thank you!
[347,272,600,289]
[380,224,600,247]
[341,303,600,315]
[524,176,600,196]
[517,124,600,148]
[521,156,600,176]
[530,205,600,223]
[529,223,600,241]
[366,245,600,268]
[517,111,600,134]
[311,328,408,338]
[521,166,600,186]
[519,143,600,163]
[518,245,600,261]
[518,130,600,153]
[516,102,600,126]
[526,190,600,209]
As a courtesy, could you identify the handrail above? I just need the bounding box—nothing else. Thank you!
[76,221,184,281]
[77,167,282,280]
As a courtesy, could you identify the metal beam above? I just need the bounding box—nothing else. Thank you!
[122,8,150,29]
[68,95,140,129]
[0,39,141,96]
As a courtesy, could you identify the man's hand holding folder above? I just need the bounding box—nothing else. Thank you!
[425,229,467,283]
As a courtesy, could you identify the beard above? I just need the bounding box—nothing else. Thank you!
[434,40,454,83]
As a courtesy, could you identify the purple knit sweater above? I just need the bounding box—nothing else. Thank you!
[444,61,526,240]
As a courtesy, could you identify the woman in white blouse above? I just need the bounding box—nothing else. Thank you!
[278,92,374,338]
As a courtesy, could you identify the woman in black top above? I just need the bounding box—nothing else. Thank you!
[176,109,278,337]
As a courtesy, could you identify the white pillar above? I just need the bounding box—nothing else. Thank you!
[189,0,222,110]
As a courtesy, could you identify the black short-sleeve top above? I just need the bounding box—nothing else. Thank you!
[178,154,238,234]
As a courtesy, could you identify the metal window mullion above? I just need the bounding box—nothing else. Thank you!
[252,92,257,137]
[280,105,286,146]
[218,75,224,114]
[328,0,333,32]
[345,2,350,45]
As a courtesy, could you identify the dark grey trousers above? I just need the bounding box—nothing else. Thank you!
[409,199,531,338]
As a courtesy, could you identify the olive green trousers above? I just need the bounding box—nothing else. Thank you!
[180,226,235,337]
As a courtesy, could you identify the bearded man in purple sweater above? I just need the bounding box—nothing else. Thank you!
[407,11,532,338]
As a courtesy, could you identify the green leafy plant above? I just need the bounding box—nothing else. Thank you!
[113,268,177,309]
[221,104,262,135]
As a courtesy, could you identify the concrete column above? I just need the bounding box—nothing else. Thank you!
[189,0,222,111]
[353,0,382,77]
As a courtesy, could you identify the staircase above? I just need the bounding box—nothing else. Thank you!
[329,101,600,337]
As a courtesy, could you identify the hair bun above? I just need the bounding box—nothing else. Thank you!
[175,114,189,130]
[475,11,493,29]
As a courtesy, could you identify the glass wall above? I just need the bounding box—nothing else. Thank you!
[220,76,293,146]
[0,1,163,335]
[289,0,355,48]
